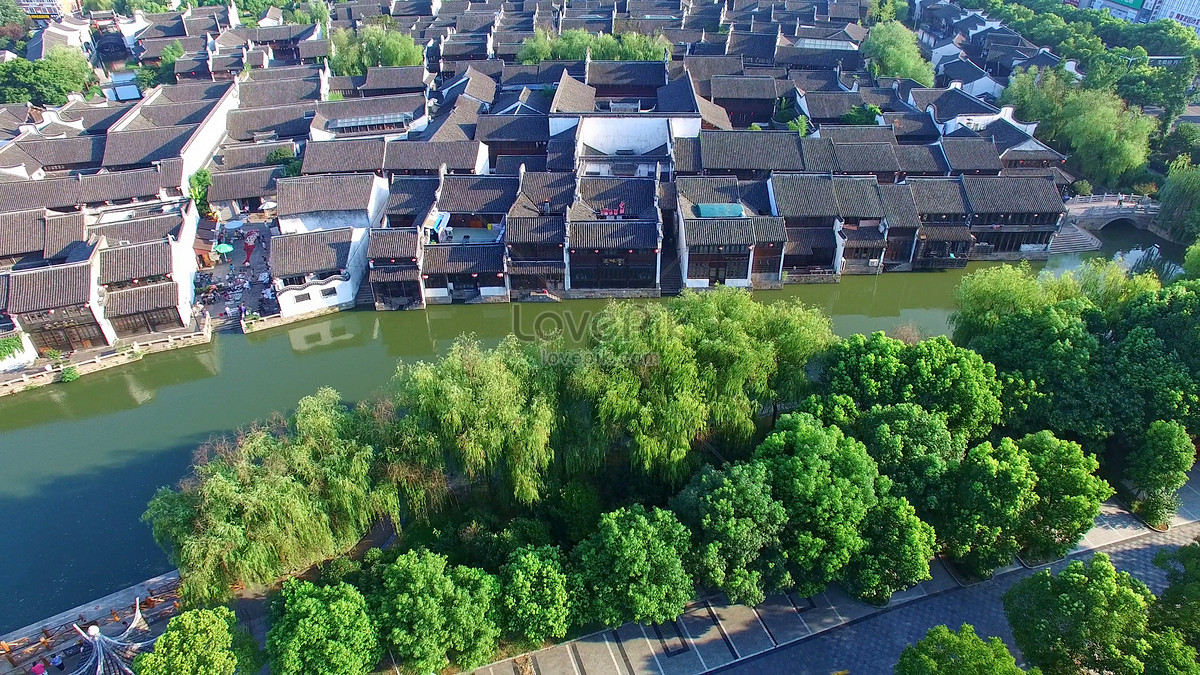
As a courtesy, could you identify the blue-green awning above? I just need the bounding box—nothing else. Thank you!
[696,203,745,218]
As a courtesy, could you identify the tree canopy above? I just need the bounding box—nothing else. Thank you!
[933,438,1037,578]
[755,413,880,596]
[499,545,571,645]
[894,624,1030,675]
[373,549,500,672]
[840,477,936,605]
[569,504,694,627]
[1003,553,1169,675]
[330,26,423,75]
[518,28,669,64]
[133,607,259,675]
[1016,431,1112,561]
[861,21,934,86]
[266,580,380,675]
[671,461,788,605]
[0,47,94,106]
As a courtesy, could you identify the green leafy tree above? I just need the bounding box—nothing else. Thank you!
[499,546,571,645]
[840,477,936,605]
[1106,327,1199,439]
[755,413,879,596]
[143,388,400,605]
[393,336,553,504]
[1127,419,1196,523]
[825,333,1003,441]
[518,28,669,64]
[134,607,260,675]
[0,47,95,105]
[894,624,1031,675]
[374,549,500,672]
[1003,553,1156,675]
[853,403,963,515]
[1016,431,1112,562]
[267,580,380,675]
[840,103,883,125]
[970,300,1113,440]
[669,287,779,445]
[329,26,423,75]
[569,504,694,627]
[1059,88,1155,187]
[1121,280,1200,379]
[564,302,707,481]
[1184,242,1200,280]
[933,438,1038,578]
[189,169,212,215]
[951,261,1074,346]
[1153,543,1200,652]
[670,460,788,605]
[0,0,27,27]
[861,21,934,86]
[1159,123,1200,169]
[1159,159,1200,243]
[756,297,836,409]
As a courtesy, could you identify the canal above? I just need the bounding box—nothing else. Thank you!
[0,224,1176,633]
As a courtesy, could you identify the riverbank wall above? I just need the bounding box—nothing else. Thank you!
[0,315,213,398]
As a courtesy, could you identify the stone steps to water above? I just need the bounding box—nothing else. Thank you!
[660,255,684,296]
[1050,223,1103,254]
[354,280,375,306]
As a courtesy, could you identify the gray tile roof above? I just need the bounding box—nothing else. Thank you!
[685,218,756,246]
[494,155,547,174]
[895,144,949,174]
[88,214,181,244]
[785,226,836,255]
[771,173,838,217]
[909,87,998,122]
[568,221,659,249]
[301,138,387,174]
[43,211,85,259]
[362,66,430,91]
[506,216,566,244]
[586,60,667,87]
[510,171,576,218]
[437,175,521,214]
[752,216,786,242]
[383,140,482,172]
[877,183,921,229]
[7,261,93,313]
[276,174,378,217]
[104,281,179,316]
[832,142,899,174]
[700,131,804,171]
[572,176,659,221]
[673,137,701,173]
[833,177,883,218]
[422,242,505,274]
[100,240,173,284]
[367,227,420,259]
[17,135,106,168]
[908,178,969,215]
[940,137,1003,173]
[216,141,294,170]
[101,125,197,167]
[386,176,439,215]
[270,227,354,277]
[710,75,778,100]
[962,176,1065,214]
[475,115,550,143]
[226,104,317,142]
[207,166,285,202]
[550,72,596,113]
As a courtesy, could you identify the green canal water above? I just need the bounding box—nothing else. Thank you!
[0,223,1176,633]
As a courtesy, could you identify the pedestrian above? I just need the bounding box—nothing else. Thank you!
[49,654,64,671]
[1118,193,1124,207]
[243,241,255,266]
[31,661,46,675]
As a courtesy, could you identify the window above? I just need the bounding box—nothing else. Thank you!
[321,287,338,298]
[294,293,312,302]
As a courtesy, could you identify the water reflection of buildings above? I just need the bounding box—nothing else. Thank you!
[284,313,371,353]
[0,345,220,433]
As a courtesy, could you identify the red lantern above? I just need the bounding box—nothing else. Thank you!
[471,272,478,277]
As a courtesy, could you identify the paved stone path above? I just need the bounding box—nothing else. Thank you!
[474,470,1200,675]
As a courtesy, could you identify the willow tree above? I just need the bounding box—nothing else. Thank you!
[143,388,399,605]
[670,287,777,445]
[392,336,554,504]
[566,302,707,481]
[1159,159,1200,245]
